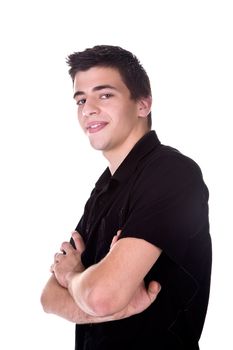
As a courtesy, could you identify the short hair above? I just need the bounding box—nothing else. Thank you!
[66,45,152,129]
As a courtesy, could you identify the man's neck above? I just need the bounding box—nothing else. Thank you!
[104,130,149,175]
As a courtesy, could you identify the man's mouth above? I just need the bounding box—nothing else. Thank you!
[86,122,108,134]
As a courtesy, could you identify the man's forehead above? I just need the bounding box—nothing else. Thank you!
[73,67,125,94]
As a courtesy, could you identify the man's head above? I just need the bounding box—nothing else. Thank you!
[66,45,152,129]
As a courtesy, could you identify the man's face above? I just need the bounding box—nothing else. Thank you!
[73,66,147,158]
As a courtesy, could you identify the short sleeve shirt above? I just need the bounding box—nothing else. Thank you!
[74,131,212,350]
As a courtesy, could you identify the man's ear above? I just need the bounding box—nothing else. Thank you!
[137,96,152,118]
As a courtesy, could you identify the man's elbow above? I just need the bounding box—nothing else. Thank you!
[81,287,124,317]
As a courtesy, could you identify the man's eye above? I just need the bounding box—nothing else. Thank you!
[100,93,113,99]
[76,98,86,106]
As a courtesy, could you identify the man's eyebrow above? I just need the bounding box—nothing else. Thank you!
[73,85,117,99]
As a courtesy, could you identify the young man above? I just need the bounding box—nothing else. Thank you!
[41,45,212,349]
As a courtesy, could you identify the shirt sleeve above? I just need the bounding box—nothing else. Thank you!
[120,154,209,265]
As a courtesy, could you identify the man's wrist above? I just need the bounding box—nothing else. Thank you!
[65,271,76,288]
[66,271,81,299]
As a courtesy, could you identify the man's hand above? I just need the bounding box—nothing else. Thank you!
[118,279,161,319]
[110,229,122,250]
[51,231,85,288]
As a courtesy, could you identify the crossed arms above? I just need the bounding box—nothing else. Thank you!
[40,231,161,324]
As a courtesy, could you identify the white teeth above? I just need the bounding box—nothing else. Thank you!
[89,124,100,129]
[88,123,103,129]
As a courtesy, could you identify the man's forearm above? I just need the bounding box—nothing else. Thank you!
[40,275,125,324]
[41,274,94,323]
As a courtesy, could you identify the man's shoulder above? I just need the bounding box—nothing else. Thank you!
[141,143,203,178]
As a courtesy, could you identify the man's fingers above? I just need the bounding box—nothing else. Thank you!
[54,252,63,262]
[110,229,122,249]
[147,281,161,303]
[72,231,85,253]
[60,241,72,254]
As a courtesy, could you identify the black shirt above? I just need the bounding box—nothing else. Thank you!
[74,131,212,350]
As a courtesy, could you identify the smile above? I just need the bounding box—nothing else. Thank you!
[86,122,108,134]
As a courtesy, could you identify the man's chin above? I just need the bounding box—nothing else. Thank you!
[89,140,105,151]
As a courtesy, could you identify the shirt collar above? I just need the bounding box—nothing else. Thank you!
[95,130,160,190]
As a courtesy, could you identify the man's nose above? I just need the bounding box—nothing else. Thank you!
[82,100,100,117]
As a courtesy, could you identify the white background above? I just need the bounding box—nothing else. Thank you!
[0,0,232,349]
